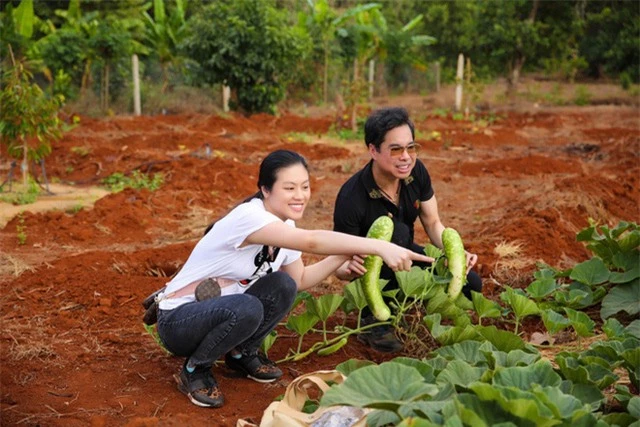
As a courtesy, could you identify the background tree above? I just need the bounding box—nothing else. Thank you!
[182,0,311,114]
[0,49,64,187]
[142,0,187,93]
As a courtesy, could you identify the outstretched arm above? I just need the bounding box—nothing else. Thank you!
[281,255,351,291]
[245,222,434,273]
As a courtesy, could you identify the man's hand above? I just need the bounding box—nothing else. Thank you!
[335,255,366,281]
[465,251,478,274]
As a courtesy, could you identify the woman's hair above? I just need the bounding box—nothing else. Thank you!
[245,149,309,202]
[204,150,308,235]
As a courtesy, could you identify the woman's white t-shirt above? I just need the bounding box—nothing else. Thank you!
[158,198,301,310]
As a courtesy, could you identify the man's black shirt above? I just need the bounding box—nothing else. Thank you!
[333,159,434,252]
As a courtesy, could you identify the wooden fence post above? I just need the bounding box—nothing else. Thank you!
[132,54,141,116]
[222,85,230,113]
[455,53,464,112]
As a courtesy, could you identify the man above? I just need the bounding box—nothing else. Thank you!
[333,107,482,353]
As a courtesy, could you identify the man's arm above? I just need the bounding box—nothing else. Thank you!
[418,196,445,248]
[419,196,477,271]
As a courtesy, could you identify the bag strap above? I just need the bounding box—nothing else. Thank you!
[282,370,345,410]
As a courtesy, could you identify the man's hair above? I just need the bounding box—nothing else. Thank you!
[364,107,415,149]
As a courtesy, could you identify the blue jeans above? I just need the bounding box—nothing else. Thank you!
[157,271,297,368]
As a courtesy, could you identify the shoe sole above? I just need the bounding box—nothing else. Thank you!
[225,364,281,383]
[173,374,224,408]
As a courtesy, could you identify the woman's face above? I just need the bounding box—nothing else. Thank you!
[262,163,310,221]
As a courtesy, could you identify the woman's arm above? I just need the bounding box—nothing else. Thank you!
[280,255,351,291]
[245,222,434,272]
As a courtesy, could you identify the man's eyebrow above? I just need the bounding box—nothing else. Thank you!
[388,142,415,147]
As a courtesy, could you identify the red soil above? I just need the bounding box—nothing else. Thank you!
[1,101,638,426]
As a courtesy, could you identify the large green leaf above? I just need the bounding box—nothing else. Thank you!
[564,308,595,338]
[434,341,489,366]
[541,309,571,335]
[436,360,485,388]
[336,358,376,377]
[285,311,319,335]
[627,396,640,418]
[569,258,610,286]
[492,360,562,389]
[467,383,556,426]
[555,353,618,389]
[454,393,534,427]
[504,289,540,320]
[396,266,433,297]
[476,325,528,352]
[391,357,436,383]
[471,291,502,320]
[600,280,640,319]
[307,293,344,321]
[343,278,369,311]
[484,349,541,369]
[320,362,439,411]
[526,277,558,299]
[397,383,456,424]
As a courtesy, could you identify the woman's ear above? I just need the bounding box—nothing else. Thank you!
[260,185,269,198]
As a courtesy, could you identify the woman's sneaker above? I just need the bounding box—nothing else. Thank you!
[174,364,224,408]
[224,352,282,383]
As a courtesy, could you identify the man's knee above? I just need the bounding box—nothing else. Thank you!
[463,270,483,299]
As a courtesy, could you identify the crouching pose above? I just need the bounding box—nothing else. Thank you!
[156,149,433,408]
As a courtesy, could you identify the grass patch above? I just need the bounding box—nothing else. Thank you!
[102,170,164,193]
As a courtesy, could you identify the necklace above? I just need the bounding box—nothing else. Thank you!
[379,185,400,205]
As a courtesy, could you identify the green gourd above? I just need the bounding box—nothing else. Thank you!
[361,216,394,321]
[442,227,467,299]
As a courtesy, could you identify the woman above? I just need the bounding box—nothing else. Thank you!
[156,150,432,408]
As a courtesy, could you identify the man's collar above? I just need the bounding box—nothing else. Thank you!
[362,160,414,199]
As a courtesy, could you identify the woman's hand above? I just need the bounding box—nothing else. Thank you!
[465,251,478,274]
[335,255,367,280]
[380,242,435,272]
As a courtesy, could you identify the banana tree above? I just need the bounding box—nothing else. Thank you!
[142,0,187,93]
[335,3,384,131]
[336,5,434,131]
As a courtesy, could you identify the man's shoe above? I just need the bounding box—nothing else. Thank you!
[225,352,283,383]
[357,317,403,353]
[174,364,224,408]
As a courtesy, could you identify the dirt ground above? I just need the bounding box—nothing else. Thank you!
[1,91,639,426]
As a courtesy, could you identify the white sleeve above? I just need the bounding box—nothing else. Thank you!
[224,201,282,249]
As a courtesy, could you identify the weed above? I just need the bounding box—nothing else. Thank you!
[66,204,84,214]
[0,178,40,205]
[102,170,164,192]
[16,213,26,245]
[283,132,314,144]
[70,146,91,157]
[574,85,591,106]
[544,83,566,105]
[431,108,449,118]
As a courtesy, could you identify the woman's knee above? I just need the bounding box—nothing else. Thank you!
[269,271,298,303]
[235,295,264,327]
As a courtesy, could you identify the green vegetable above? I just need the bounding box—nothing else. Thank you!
[442,227,467,299]
[362,216,393,321]
[317,337,348,356]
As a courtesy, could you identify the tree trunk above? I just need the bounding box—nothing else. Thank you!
[105,62,110,111]
[350,57,358,133]
[21,136,28,186]
[323,42,329,104]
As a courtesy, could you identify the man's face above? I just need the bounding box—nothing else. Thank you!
[369,124,417,180]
